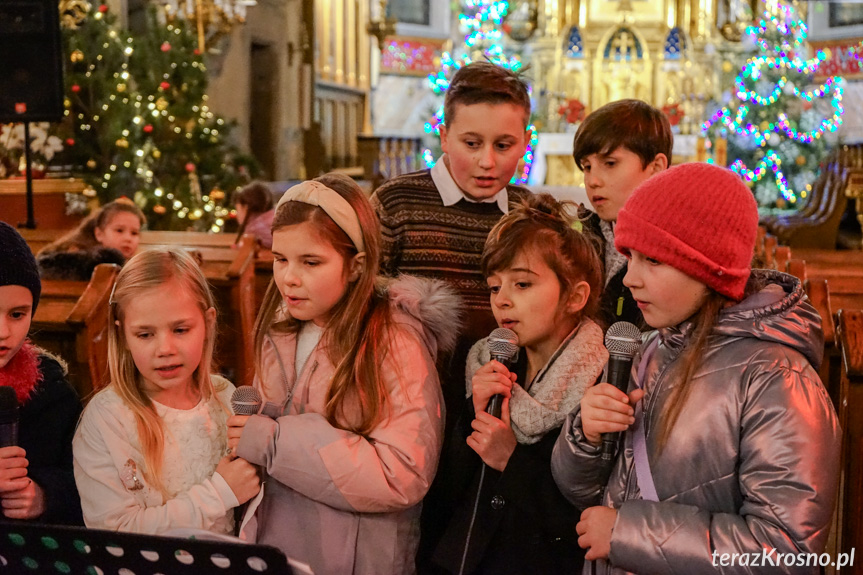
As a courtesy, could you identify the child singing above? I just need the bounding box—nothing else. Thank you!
[73,248,260,534]
[552,163,841,575]
[429,194,607,575]
[227,173,461,575]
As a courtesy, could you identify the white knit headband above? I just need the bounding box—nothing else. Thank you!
[276,180,365,253]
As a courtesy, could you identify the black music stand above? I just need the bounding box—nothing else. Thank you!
[0,521,292,574]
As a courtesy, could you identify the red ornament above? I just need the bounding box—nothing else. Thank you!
[143,124,153,133]
[557,98,586,124]
[185,163,196,173]
[65,138,75,146]
[98,4,108,12]
[661,103,685,127]
[193,48,201,56]
[71,84,81,93]
[159,81,170,90]
[161,42,171,52]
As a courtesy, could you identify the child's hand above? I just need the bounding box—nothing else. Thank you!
[1,478,45,520]
[215,455,261,505]
[0,447,30,494]
[576,506,617,560]
[226,414,251,456]
[471,360,516,416]
[580,384,645,446]
[466,396,517,472]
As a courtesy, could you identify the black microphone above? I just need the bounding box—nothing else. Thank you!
[486,328,519,418]
[0,386,19,448]
[601,322,641,462]
[231,386,262,416]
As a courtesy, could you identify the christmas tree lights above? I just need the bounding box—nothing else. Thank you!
[422,0,536,185]
[701,0,844,208]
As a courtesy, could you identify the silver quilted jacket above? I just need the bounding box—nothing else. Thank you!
[551,269,841,575]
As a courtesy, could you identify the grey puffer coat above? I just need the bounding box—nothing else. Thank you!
[551,270,841,575]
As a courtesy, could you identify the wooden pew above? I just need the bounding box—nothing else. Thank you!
[20,229,257,388]
[29,263,119,398]
[835,310,863,573]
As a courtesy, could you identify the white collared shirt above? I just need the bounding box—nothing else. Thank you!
[430,154,510,213]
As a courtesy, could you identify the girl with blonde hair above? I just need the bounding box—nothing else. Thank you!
[73,248,260,534]
[227,172,461,574]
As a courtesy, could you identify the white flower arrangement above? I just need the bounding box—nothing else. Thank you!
[0,122,64,161]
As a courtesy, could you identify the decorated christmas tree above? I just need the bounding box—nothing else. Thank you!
[54,2,258,231]
[422,0,537,184]
[701,0,844,209]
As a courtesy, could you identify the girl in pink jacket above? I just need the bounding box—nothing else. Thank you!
[228,173,461,575]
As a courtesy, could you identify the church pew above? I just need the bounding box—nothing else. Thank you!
[29,263,120,398]
[835,310,863,573]
[21,229,257,388]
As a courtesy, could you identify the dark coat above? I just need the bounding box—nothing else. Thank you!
[428,394,584,575]
[37,247,125,281]
[579,208,644,330]
[18,353,84,525]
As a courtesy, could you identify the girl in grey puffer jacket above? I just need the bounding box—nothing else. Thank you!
[552,164,841,575]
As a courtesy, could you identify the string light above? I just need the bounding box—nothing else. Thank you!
[701,0,844,205]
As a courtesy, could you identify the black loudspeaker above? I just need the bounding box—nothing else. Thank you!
[0,0,64,123]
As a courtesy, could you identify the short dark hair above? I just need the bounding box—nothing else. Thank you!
[572,99,673,170]
[444,61,530,128]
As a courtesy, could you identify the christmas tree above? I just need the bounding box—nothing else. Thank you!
[422,0,537,184]
[56,2,258,231]
[701,0,844,209]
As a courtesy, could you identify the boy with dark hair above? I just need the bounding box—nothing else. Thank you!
[370,61,531,571]
[572,99,672,328]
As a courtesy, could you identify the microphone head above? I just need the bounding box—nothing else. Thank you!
[488,327,519,362]
[605,321,641,359]
[230,386,262,416]
[0,387,17,425]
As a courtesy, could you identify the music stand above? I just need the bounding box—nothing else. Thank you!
[0,521,293,574]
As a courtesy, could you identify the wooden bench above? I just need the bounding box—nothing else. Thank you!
[29,263,119,398]
[21,230,257,389]
[835,309,863,572]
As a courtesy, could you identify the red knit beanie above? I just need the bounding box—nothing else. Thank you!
[614,163,759,301]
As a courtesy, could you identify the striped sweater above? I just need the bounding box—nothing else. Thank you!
[371,169,529,343]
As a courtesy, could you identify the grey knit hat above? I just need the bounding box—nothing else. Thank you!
[0,222,41,313]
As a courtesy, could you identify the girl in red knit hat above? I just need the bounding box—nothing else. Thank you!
[551,162,841,575]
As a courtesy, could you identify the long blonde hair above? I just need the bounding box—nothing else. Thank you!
[254,173,393,436]
[107,248,222,495]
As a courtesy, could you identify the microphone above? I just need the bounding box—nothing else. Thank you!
[0,387,19,448]
[601,322,641,462]
[231,386,262,416]
[486,327,519,418]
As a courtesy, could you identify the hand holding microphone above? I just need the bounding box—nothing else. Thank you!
[226,386,262,456]
[599,322,641,461]
[471,328,519,418]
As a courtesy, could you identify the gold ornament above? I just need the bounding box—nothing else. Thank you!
[746,180,755,188]
[776,197,786,209]
[759,121,770,132]
[155,97,169,111]
[83,185,97,198]
[796,155,806,166]
[70,49,84,63]
[722,61,733,73]
[209,187,226,201]
[153,205,167,215]
[117,83,126,93]
[115,138,129,148]
[60,0,90,29]
[152,149,161,159]
[86,159,97,169]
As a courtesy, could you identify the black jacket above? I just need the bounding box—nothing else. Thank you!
[17,353,84,525]
[37,247,125,281]
[580,209,644,330]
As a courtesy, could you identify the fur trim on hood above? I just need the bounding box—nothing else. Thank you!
[37,247,125,281]
[384,274,463,360]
